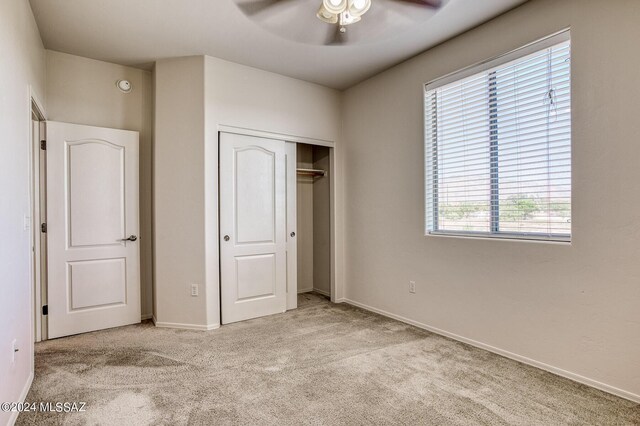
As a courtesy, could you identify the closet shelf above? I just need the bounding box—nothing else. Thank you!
[296,168,326,178]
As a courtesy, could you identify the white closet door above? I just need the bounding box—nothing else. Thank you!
[46,121,141,338]
[285,142,297,310]
[220,132,287,324]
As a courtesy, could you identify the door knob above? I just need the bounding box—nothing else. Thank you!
[120,235,137,242]
[224,235,230,242]
[290,232,296,237]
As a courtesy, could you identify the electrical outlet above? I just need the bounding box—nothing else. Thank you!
[409,281,416,294]
[190,284,199,297]
[11,339,18,364]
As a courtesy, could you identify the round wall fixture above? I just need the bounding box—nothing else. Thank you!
[116,79,132,93]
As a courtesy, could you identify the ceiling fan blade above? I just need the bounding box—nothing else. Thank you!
[325,25,348,46]
[391,0,442,8]
[237,0,296,16]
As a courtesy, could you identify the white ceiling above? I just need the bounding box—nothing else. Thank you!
[29,0,528,90]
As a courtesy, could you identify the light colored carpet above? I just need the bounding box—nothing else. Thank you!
[18,293,640,425]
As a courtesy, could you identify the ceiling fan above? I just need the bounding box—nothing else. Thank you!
[237,0,443,45]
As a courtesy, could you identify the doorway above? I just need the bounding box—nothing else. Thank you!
[296,143,331,299]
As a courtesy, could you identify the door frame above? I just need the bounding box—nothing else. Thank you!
[29,87,47,342]
[217,125,339,312]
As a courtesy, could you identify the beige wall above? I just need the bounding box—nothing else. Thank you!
[154,55,342,327]
[342,0,640,400]
[154,56,207,327]
[45,50,154,319]
[0,1,46,423]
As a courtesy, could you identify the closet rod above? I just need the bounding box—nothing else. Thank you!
[296,168,326,177]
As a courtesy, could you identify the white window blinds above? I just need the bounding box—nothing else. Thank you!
[425,33,571,241]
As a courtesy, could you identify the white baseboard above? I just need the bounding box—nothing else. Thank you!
[8,371,34,426]
[141,313,153,321]
[297,287,313,294]
[152,316,219,331]
[312,288,331,297]
[342,298,640,404]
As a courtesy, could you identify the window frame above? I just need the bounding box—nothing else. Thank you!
[424,30,572,243]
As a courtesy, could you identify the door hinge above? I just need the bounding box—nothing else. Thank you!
[42,305,48,315]
[41,223,47,233]
[40,140,46,150]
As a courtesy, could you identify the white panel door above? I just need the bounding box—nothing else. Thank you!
[285,142,297,310]
[46,121,140,338]
[220,132,287,324]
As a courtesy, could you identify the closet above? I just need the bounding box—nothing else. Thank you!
[296,143,331,298]
[219,132,333,324]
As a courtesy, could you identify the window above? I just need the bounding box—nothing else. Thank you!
[425,32,571,242]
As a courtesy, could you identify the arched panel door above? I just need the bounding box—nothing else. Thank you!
[46,121,140,338]
[220,132,287,324]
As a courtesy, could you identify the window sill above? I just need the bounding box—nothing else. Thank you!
[426,231,571,244]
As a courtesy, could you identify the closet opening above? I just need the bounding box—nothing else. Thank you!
[296,143,331,301]
[218,126,338,323]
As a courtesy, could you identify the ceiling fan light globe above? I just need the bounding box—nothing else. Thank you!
[316,5,339,24]
[348,0,371,17]
[323,0,347,14]
[353,0,366,9]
